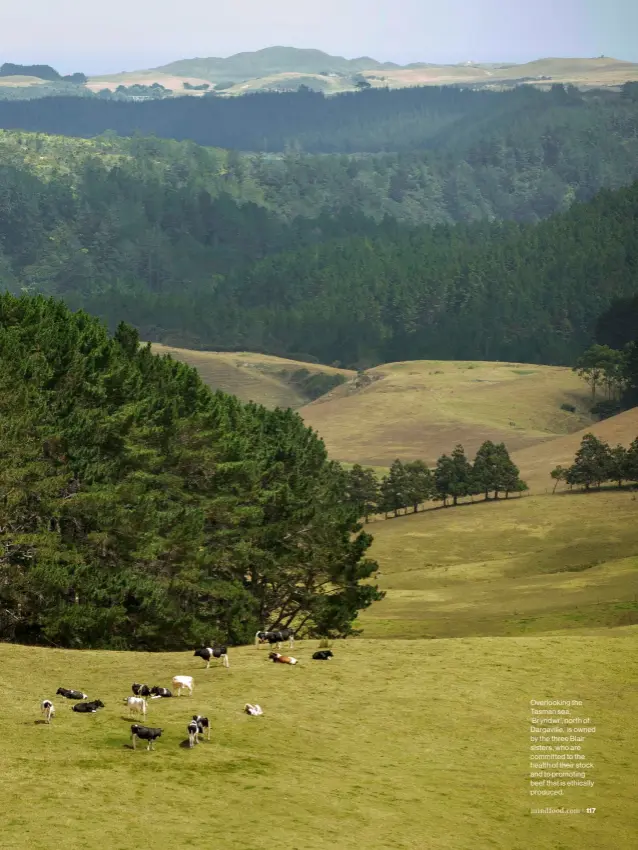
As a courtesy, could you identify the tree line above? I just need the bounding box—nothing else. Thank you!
[573,340,638,417]
[0,294,382,650]
[345,442,527,521]
[551,434,638,491]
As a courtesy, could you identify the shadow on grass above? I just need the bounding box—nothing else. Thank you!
[33,720,50,725]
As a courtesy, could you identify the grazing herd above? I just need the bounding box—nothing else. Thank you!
[38,627,335,751]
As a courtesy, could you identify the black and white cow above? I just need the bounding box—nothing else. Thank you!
[193,646,230,669]
[56,688,88,700]
[131,724,162,751]
[132,683,152,698]
[187,719,199,748]
[312,650,334,660]
[72,699,105,713]
[254,628,295,650]
[192,715,210,742]
[149,686,172,699]
[41,700,55,723]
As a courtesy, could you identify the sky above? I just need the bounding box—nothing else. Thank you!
[2,0,637,75]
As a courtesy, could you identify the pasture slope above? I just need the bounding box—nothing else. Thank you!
[361,490,638,641]
[150,344,353,409]
[511,407,638,493]
[299,359,593,467]
[2,633,637,850]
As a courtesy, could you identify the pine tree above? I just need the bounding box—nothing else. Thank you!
[565,434,612,490]
[404,460,433,512]
[471,440,500,500]
[379,460,410,517]
[345,463,380,522]
[493,442,525,498]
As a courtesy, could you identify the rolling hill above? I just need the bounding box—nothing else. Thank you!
[89,49,638,96]
[299,359,594,467]
[150,344,352,409]
[511,406,638,493]
[361,488,638,640]
[148,351,596,464]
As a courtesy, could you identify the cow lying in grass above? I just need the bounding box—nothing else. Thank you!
[56,688,88,700]
[244,703,263,716]
[131,724,162,751]
[149,686,172,699]
[72,699,104,713]
[255,628,295,649]
[132,683,152,698]
[41,700,55,723]
[313,650,334,660]
[268,652,298,665]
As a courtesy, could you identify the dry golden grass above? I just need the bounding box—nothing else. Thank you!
[512,407,638,494]
[150,344,353,409]
[361,490,638,641]
[1,632,637,849]
[85,72,214,93]
[0,75,47,87]
[300,360,593,466]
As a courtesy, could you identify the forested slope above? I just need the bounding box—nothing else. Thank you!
[0,294,380,649]
[1,127,637,367]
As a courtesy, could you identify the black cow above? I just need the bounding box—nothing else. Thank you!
[312,650,334,660]
[132,683,152,698]
[131,724,162,751]
[72,699,104,713]
[149,686,172,698]
[56,688,88,700]
[193,646,229,669]
[254,628,295,650]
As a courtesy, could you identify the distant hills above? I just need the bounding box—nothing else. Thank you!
[83,47,638,97]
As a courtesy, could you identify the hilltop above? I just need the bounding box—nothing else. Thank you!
[86,49,638,96]
[150,344,352,409]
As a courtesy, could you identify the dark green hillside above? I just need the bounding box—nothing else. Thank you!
[0,294,380,649]
[203,181,638,366]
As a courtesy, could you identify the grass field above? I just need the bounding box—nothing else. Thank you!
[150,344,353,409]
[2,632,637,850]
[300,359,593,467]
[360,490,638,641]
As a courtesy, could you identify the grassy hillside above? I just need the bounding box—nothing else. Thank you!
[512,407,638,493]
[360,490,638,641]
[94,50,638,95]
[300,360,593,467]
[2,633,637,850]
[150,345,353,408]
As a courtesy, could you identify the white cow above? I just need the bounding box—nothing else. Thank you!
[172,675,194,697]
[124,696,147,718]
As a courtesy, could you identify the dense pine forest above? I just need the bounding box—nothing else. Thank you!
[0,125,636,366]
[0,294,381,649]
